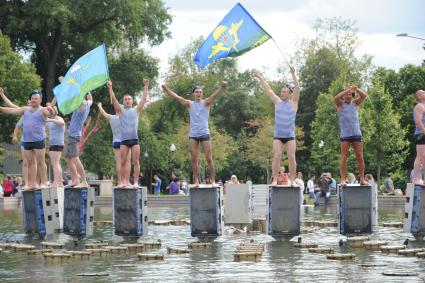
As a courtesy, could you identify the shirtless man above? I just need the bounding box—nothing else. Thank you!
[162,82,227,187]
[66,92,93,188]
[0,88,53,189]
[334,85,368,186]
[109,79,149,188]
[411,89,425,184]
[253,67,300,186]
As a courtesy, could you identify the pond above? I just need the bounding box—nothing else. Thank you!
[0,205,424,282]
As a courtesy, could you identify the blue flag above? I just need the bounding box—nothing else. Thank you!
[194,3,271,68]
[53,44,109,115]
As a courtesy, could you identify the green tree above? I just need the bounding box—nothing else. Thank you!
[0,0,171,99]
[363,80,409,185]
[0,32,41,142]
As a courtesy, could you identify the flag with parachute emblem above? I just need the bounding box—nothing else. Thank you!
[194,2,271,68]
[53,44,109,115]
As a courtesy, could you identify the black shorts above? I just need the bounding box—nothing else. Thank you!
[112,142,121,149]
[340,135,362,142]
[23,140,45,150]
[415,134,425,145]
[121,139,139,147]
[274,137,295,144]
[189,134,210,142]
[49,145,64,152]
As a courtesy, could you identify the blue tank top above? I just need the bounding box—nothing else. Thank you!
[338,102,362,138]
[120,108,139,141]
[189,100,209,137]
[23,107,46,142]
[68,103,91,137]
[414,103,425,135]
[48,120,65,146]
[274,100,296,138]
[110,115,121,143]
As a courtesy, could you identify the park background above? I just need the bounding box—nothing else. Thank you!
[0,0,424,191]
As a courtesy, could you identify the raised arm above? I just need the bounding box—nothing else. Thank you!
[289,66,301,103]
[334,87,354,108]
[136,79,149,113]
[205,81,227,107]
[97,102,111,122]
[0,88,19,108]
[0,106,26,116]
[252,70,280,104]
[353,86,368,106]
[161,84,191,107]
[108,81,122,115]
[46,116,65,126]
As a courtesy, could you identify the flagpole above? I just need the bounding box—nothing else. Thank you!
[271,38,291,67]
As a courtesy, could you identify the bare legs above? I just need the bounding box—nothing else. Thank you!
[49,151,63,187]
[339,141,366,186]
[119,145,138,188]
[20,146,29,190]
[412,144,425,184]
[66,156,88,188]
[189,139,216,186]
[271,139,297,185]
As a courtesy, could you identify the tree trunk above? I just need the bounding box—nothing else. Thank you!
[43,28,63,101]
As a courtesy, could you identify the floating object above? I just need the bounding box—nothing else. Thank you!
[382,222,403,228]
[363,240,388,251]
[233,252,262,261]
[267,186,301,236]
[360,263,388,267]
[380,245,406,254]
[338,185,374,235]
[403,184,425,237]
[43,252,72,262]
[10,244,35,251]
[103,246,128,254]
[27,249,53,255]
[41,241,65,249]
[63,187,95,237]
[83,248,110,256]
[188,242,212,249]
[294,243,318,249]
[327,253,355,260]
[94,220,112,227]
[152,220,171,226]
[84,243,108,249]
[0,243,13,249]
[139,241,161,249]
[190,186,224,238]
[233,242,264,261]
[301,220,315,227]
[137,253,165,261]
[417,252,425,258]
[224,184,253,225]
[346,236,370,248]
[398,248,424,256]
[308,247,334,254]
[314,221,338,228]
[120,243,145,253]
[76,273,109,277]
[113,187,148,237]
[167,246,191,254]
[169,220,189,226]
[382,272,419,277]
[66,250,91,259]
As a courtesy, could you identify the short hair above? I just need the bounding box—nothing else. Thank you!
[283,84,293,93]
[29,90,42,100]
[192,86,203,93]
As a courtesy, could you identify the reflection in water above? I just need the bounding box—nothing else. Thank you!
[0,205,423,282]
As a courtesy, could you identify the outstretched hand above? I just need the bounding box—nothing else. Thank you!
[107,80,113,89]
[143,79,149,88]
[0,87,4,95]
[289,65,296,75]
[251,69,262,79]
[58,76,64,83]
[220,81,228,88]
[97,102,102,108]
[161,84,168,92]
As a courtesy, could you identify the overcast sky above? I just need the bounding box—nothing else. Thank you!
[147,0,425,78]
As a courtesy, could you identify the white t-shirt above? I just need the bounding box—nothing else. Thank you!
[294,178,305,192]
[307,180,315,193]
